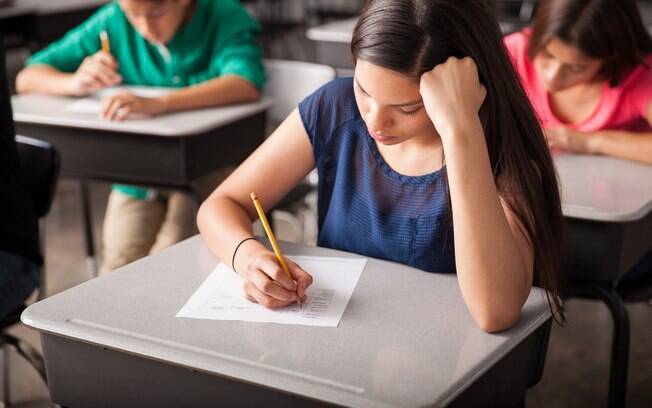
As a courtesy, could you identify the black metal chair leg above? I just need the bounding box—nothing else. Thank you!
[597,287,630,408]
[564,284,629,408]
[3,333,46,382]
[79,182,97,277]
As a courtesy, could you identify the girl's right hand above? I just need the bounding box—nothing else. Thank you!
[240,250,313,309]
[68,51,122,96]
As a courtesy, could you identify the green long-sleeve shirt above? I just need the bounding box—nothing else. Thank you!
[28,0,265,199]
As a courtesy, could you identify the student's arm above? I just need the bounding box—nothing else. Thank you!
[161,74,260,110]
[546,86,652,164]
[16,52,121,96]
[546,97,652,164]
[15,4,120,96]
[100,74,260,121]
[420,57,534,333]
[588,128,652,164]
[197,109,314,308]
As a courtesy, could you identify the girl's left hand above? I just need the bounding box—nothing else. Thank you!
[545,127,596,154]
[101,91,167,121]
[419,56,486,141]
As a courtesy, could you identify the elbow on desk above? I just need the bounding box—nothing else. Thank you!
[15,65,53,94]
[195,193,234,235]
[244,86,261,103]
[230,76,261,103]
[15,68,31,94]
[471,307,521,333]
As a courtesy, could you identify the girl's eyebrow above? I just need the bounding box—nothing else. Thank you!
[354,77,423,107]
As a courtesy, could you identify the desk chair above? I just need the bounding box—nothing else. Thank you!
[15,135,60,299]
[0,136,59,406]
[262,59,335,242]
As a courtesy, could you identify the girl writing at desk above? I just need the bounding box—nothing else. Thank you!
[199,0,565,333]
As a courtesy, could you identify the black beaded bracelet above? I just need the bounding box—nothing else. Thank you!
[232,237,257,273]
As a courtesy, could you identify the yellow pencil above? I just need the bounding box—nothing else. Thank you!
[250,192,292,281]
[100,31,110,53]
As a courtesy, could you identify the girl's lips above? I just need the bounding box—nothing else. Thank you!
[368,129,396,143]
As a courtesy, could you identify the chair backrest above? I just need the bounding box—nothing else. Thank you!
[14,135,60,218]
[263,59,336,126]
[0,33,59,219]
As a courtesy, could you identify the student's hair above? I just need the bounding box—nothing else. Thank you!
[351,0,565,322]
[528,0,652,86]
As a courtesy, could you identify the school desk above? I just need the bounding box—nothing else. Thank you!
[306,17,520,72]
[306,18,356,71]
[11,91,272,275]
[22,236,552,408]
[556,152,652,408]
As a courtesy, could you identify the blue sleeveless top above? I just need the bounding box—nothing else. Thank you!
[298,78,456,273]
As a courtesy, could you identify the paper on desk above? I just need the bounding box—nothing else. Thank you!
[65,87,174,114]
[65,99,105,114]
[176,256,367,327]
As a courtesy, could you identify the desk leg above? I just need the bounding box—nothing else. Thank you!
[564,285,630,408]
[79,183,97,278]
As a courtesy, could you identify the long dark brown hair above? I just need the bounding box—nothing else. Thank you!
[351,0,565,322]
[528,0,652,86]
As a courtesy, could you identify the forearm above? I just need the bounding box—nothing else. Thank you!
[588,130,652,164]
[197,194,266,273]
[444,119,531,332]
[16,65,73,95]
[160,75,260,113]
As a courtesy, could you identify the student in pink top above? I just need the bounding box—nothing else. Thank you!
[504,0,652,165]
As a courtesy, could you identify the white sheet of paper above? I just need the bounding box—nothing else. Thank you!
[65,87,174,114]
[176,256,367,327]
[65,98,104,114]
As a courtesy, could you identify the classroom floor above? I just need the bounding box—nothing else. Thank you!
[3,180,652,407]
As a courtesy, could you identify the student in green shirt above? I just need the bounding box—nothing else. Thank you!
[16,0,265,274]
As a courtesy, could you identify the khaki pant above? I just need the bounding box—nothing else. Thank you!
[100,190,197,274]
[99,167,234,274]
